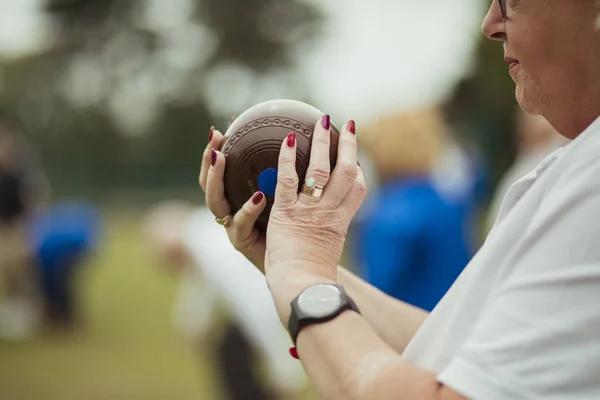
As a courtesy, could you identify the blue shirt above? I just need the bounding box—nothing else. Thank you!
[28,201,100,270]
[353,177,476,312]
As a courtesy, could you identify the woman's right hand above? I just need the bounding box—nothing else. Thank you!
[199,126,269,272]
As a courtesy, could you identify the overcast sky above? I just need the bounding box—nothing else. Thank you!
[298,0,487,122]
[0,0,53,59]
[0,0,488,126]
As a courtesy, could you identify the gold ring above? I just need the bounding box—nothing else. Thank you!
[301,176,325,198]
[215,214,233,227]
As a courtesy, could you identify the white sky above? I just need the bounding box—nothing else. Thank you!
[0,0,55,59]
[297,0,488,123]
[0,0,489,128]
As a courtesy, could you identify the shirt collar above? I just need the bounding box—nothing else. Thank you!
[533,116,600,176]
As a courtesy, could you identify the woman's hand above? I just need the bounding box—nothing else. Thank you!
[199,126,268,272]
[265,116,367,323]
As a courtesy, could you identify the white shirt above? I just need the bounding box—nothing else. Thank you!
[171,268,219,343]
[182,208,307,392]
[486,137,567,231]
[403,116,600,399]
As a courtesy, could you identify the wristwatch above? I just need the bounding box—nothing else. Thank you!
[288,283,360,346]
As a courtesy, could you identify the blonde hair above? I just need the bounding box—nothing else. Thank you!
[359,107,447,179]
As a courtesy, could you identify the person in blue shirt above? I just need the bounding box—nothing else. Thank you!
[352,108,483,312]
[28,200,101,328]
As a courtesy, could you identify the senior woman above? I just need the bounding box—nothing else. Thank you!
[200,1,600,399]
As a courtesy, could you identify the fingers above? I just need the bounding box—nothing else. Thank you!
[231,191,266,249]
[299,114,332,203]
[324,120,358,206]
[274,132,299,208]
[339,165,368,216]
[206,149,232,219]
[200,127,225,192]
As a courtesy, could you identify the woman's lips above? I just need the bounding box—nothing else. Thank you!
[505,57,520,71]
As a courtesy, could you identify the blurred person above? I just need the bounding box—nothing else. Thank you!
[143,202,307,400]
[352,149,381,223]
[27,200,101,330]
[0,114,49,340]
[487,108,569,230]
[431,134,489,217]
[0,114,51,215]
[351,108,478,312]
[346,149,380,270]
[199,2,600,398]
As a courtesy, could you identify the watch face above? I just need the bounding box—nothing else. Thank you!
[297,284,344,318]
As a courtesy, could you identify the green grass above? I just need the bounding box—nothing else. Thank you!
[0,210,220,400]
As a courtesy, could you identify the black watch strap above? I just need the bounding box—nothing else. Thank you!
[288,284,360,346]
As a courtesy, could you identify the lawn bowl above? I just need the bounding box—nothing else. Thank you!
[220,99,340,231]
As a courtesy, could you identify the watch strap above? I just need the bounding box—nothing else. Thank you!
[288,284,360,346]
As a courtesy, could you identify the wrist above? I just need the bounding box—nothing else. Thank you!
[266,260,338,290]
[288,283,361,351]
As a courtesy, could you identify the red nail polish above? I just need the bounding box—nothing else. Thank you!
[208,126,214,142]
[321,114,331,130]
[287,132,296,147]
[252,191,264,205]
[211,149,217,166]
[348,120,356,135]
[289,347,299,359]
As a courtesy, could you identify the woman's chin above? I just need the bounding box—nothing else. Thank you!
[515,87,541,115]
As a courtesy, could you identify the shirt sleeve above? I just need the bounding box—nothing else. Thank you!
[438,168,600,400]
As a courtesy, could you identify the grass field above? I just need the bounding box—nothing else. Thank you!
[0,210,238,399]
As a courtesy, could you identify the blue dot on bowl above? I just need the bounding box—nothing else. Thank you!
[258,168,278,197]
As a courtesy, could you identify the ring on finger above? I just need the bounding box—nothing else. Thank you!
[215,214,234,227]
[301,176,325,199]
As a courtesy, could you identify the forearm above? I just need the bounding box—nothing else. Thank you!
[296,309,459,400]
[337,266,428,353]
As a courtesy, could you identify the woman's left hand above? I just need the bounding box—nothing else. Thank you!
[265,115,367,324]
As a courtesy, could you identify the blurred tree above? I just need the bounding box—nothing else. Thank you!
[0,0,324,199]
[198,0,322,70]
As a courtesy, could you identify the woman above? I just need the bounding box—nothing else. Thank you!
[352,108,478,312]
[200,2,600,399]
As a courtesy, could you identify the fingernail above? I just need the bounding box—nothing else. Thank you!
[211,149,217,166]
[208,126,214,142]
[321,114,331,130]
[252,191,264,205]
[347,120,356,135]
[287,132,296,148]
[289,347,299,360]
